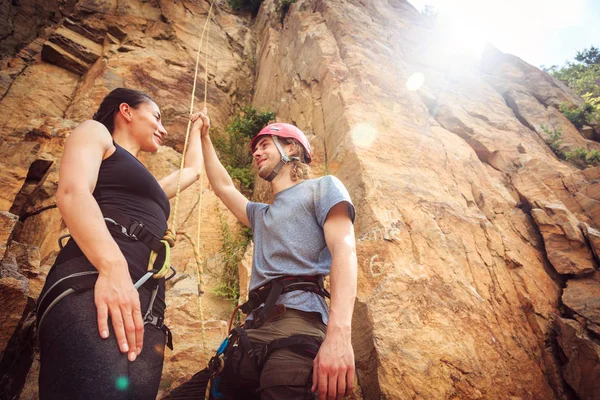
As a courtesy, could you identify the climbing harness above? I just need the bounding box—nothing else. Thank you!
[37,211,177,349]
[240,275,329,327]
[205,275,330,398]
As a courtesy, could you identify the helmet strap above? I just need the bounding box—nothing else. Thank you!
[272,136,292,163]
[264,136,292,182]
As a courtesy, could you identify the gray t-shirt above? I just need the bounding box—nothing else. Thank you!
[246,175,355,325]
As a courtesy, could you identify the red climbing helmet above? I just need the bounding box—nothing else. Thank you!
[250,123,312,164]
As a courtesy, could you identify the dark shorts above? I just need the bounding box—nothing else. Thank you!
[38,257,166,400]
[165,308,326,400]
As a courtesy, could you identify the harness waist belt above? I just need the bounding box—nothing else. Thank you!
[239,275,330,325]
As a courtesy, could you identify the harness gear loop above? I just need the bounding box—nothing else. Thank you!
[148,239,171,279]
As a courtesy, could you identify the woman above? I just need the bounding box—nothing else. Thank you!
[36,88,211,399]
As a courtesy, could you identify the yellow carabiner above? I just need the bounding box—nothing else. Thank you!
[148,240,171,279]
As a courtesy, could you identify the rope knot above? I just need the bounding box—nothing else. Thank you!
[163,229,177,248]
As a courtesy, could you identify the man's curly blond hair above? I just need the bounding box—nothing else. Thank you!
[279,137,311,181]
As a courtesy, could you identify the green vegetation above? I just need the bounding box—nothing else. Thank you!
[540,124,600,169]
[213,106,276,195]
[276,0,297,23]
[544,46,600,100]
[559,102,599,131]
[541,124,563,154]
[227,0,296,23]
[211,106,273,306]
[544,46,600,131]
[212,212,253,306]
[227,0,263,15]
[564,148,600,169]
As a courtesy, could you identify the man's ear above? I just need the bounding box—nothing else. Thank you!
[285,142,296,157]
[118,103,132,122]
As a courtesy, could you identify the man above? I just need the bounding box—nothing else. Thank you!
[169,113,357,400]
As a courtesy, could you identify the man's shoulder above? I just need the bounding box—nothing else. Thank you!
[306,175,345,188]
[314,175,349,195]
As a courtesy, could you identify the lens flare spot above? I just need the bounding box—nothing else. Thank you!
[406,72,425,91]
[115,376,129,391]
[351,122,378,149]
[154,344,164,354]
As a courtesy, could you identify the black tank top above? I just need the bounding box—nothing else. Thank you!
[56,143,170,300]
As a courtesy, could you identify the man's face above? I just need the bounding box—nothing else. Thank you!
[253,136,280,180]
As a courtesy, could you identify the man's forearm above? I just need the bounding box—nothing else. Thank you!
[201,135,236,195]
[327,250,357,334]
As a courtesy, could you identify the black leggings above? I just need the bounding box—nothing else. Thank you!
[38,259,166,400]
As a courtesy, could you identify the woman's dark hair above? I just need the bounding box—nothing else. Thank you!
[93,88,154,133]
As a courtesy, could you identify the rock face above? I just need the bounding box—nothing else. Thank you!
[0,0,599,399]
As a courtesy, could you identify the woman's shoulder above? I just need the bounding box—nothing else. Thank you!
[72,120,111,137]
[64,120,114,158]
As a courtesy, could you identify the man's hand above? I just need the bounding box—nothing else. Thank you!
[190,107,210,138]
[312,327,355,399]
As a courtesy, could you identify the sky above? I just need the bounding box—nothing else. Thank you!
[408,0,600,68]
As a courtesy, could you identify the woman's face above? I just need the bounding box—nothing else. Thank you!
[130,101,167,153]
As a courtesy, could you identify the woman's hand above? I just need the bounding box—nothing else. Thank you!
[190,107,210,138]
[94,261,144,362]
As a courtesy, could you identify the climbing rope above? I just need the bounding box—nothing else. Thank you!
[162,0,217,366]
[166,0,215,238]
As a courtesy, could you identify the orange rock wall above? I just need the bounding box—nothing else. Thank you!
[0,0,599,399]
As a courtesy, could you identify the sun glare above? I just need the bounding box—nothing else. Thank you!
[410,0,587,66]
[351,122,378,148]
[406,72,425,91]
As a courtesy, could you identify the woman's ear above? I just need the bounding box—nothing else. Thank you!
[118,103,132,122]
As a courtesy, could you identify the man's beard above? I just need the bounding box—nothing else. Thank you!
[257,159,273,181]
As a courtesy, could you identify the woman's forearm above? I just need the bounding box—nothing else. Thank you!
[183,123,203,172]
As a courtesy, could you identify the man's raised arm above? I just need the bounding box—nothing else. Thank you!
[194,111,250,227]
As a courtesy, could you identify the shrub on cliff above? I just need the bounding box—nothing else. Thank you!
[564,148,600,169]
[545,46,600,101]
[227,0,297,24]
[212,212,252,306]
[213,106,275,195]
[540,124,600,169]
[211,106,273,306]
[227,0,263,15]
[544,46,600,131]
[559,102,599,131]
[276,0,296,23]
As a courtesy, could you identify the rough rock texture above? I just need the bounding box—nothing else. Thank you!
[531,201,596,275]
[556,318,600,400]
[251,0,599,399]
[1,0,600,399]
[563,273,600,326]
